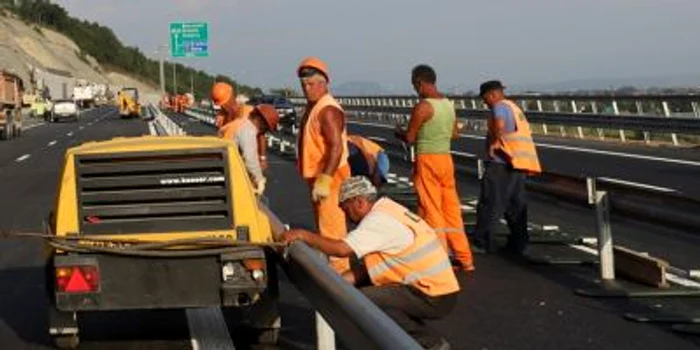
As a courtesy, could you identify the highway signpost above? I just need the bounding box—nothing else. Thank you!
[168,22,209,94]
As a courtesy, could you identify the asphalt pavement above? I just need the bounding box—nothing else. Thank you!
[347,120,700,197]
[1,108,700,350]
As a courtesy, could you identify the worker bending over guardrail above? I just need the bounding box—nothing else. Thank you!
[211,82,279,195]
[347,134,390,187]
[395,64,474,272]
[282,176,457,350]
[472,80,542,255]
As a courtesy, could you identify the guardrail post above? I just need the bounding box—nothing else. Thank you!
[536,100,548,135]
[316,313,336,350]
[692,101,699,118]
[477,159,485,180]
[520,100,528,111]
[471,99,477,110]
[587,178,615,281]
[612,100,626,142]
[636,101,651,144]
[662,101,679,146]
[571,101,584,139]
[590,102,604,140]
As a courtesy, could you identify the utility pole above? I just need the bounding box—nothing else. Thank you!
[158,48,165,95]
[173,63,177,95]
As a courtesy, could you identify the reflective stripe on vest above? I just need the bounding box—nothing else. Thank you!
[364,198,460,297]
[297,94,349,179]
[496,100,542,174]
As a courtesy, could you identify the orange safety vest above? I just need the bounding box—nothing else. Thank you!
[297,94,349,179]
[217,105,253,138]
[347,135,383,175]
[364,198,461,297]
[492,99,542,174]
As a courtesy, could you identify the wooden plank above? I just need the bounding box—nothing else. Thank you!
[614,245,669,288]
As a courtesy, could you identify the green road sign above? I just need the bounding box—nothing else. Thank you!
[170,22,209,58]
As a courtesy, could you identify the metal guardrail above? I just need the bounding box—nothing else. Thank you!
[186,106,700,232]
[291,94,700,145]
[179,107,423,349]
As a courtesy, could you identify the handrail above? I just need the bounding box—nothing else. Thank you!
[258,201,423,350]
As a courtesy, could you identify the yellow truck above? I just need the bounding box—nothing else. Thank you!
[0,71,24,140]
[46,136,281,348]
[117,87,141,118]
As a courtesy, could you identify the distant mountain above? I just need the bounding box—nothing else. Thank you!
[509,73,700,93]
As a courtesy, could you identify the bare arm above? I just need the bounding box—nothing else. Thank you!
[319,106,345,175]
[281,229,355,258]
[452,118,460,140]
[396,100,432,144]
[488,117,506,158]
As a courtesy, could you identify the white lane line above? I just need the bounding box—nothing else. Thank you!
[47,140,57,147]
[79,126,84,130]
[348,120,700,167]
[186,308,236,350]
[148,121,157,136]
[24,122,46,131]
[15,154,30,162]
[452,150,476,157]
[367,136,386,142]
[66,132,73,137]
[598,177,676,193]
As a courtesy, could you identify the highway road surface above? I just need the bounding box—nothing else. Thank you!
[0,107,699,349]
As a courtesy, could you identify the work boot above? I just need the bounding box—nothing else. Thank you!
[426,338,451,350]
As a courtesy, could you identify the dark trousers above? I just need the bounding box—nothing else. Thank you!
[473,162,529,253]
[361,285,457,348]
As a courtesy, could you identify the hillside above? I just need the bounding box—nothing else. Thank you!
[0,1,261,102]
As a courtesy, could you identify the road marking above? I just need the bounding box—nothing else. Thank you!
[15,154,30,162]
[148,122,157,136]
[47,140,57,147]
[79,126,84,130]
[24,122,45,131]
[367,136,386,142]
[452,150,476,158]
[186,308,236,350]
[598,177,676,193]
[66,132,73,136]
[348,120,700,167]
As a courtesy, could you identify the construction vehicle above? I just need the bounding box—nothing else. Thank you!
[117,87,141,118]
[0,71,24,140]
[45,135,281,348]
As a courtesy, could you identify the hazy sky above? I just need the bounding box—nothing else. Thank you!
[54,0,700,92]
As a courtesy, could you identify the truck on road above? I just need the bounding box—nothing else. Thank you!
[117,87,141,118]
[46,135,281,348]
[0,71,24,140]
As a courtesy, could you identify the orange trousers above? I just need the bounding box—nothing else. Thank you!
[414,154,474,270]
[308,166,351,273]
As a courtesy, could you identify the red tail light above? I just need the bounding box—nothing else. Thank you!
[56,266,100,293]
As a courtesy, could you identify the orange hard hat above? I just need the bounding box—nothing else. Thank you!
[254,104,280,131]
[297,57,330,81]
[210,82,234,106]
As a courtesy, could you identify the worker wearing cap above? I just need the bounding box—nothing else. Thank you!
[395,64,474,272]
[281,176,457,350]
[296,57,351,274]
[347,135,390,188]
[220,103,279,195]
[473,80,541,254]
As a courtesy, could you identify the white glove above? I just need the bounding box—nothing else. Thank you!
[254,178,267,196]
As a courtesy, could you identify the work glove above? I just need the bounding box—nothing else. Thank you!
[254,178,267,196]
[311,174,333,202]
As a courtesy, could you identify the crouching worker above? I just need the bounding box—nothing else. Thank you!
[281,176,458,350]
